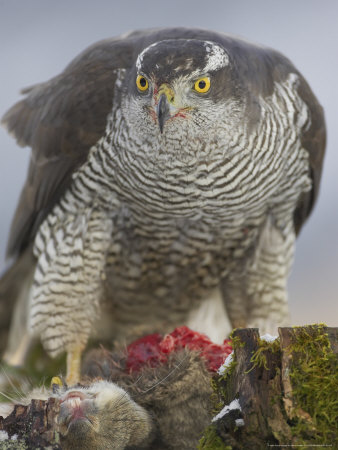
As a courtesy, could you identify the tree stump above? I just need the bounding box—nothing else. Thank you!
[200,325,337,449]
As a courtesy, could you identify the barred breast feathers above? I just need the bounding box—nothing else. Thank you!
[31,194,114,357]
[31,70,312,273]
[100,72,312,225]
[32,71,312,252]
[28,71,312,354]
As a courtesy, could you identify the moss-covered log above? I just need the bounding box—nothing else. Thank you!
[200,325,338,449]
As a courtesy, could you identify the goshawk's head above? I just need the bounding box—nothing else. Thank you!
[121,39,243,143]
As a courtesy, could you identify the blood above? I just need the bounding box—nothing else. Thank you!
[126,326,232,373]
[126,333,166,372]
[173,111,187,119]
[148,108,157,122]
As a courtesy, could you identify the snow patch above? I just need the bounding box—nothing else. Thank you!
[0,430,9,441]
[212,398,241,422]
[260,333,278,343]
[235,418,245,427]
[0,402,14,418]
[218,351,234,375]
[11,434,18,441]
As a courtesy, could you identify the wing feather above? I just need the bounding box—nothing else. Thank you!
[293,77,326,234]
[2,38,135,257]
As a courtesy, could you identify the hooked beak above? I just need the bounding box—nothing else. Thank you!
[157,93,171,134]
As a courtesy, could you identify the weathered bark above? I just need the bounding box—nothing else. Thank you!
[211,328,292,448]
[0,398,61,449]
[1,326,337,449]
[204,325,337,449]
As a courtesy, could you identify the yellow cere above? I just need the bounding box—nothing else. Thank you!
[136,74,149,92]
[158,84,175,104]
[194,77,211,93]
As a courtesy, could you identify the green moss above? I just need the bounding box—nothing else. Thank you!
[212,351,237,413]
[229,330,245,349]
[0,439,28,449]
[288,324,338,446]
[218,359,237,383]
[209,378,225,415]
[246,336,280,373]
[198,425,231,449]
[199,345,237,447]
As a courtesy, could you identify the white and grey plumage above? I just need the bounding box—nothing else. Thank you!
[0,28,325,383]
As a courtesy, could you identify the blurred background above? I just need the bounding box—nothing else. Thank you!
[0,0,337,326]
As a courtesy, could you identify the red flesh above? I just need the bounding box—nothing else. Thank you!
[126,326,232,373]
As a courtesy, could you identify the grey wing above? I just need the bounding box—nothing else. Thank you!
[293,76,326,234]
[2,37,136,258]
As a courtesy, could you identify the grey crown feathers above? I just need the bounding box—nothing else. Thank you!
[0,28,325,384]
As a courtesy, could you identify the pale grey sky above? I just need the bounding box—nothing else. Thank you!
[0,0,337,326]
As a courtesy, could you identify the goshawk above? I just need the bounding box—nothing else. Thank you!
[0,28,326,383]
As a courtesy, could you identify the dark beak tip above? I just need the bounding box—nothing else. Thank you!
[157,94,170,133]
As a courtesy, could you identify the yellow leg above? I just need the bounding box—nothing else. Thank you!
[66,345,84,386]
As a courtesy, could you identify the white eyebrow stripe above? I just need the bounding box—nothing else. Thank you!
[203,41,229,72]
[136,42,160,71]
[136,39,229,78]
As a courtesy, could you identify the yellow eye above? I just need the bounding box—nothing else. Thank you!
[194,77,211,93]
[136,74,149,92]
